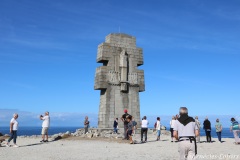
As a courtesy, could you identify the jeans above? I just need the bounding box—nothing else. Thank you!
[157,130,161,137]
[113,127,118,133]
[216,132,221,142]
[205,130,211,142]
[8,130,17,144]
[124,124,128,139]
[141,128,148,141]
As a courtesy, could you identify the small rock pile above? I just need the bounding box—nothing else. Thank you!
[0,133,9,147]
[51,129,123,141]
[50,127,169,141]
[50,131,71,141]
[1,127,169,143]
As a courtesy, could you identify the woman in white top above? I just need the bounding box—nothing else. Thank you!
[141,116,149,143]
[170,116,176,142]
[7,113,19,147]
[156,117,161,141]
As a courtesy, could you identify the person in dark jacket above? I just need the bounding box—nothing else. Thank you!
[121,109,131,140]
[113,118,118,133]
[203,117,211,142]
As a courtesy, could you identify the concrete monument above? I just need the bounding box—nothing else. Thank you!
[94,33,145,128]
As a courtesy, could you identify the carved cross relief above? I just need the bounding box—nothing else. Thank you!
[108,48,138,91]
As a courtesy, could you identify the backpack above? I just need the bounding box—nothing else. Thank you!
[132,121,137,126]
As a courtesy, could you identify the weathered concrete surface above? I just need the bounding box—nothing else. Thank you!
[94,33,145,128]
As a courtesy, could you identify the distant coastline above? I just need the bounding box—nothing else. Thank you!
[0,126,234,138]
[0,126,81,136]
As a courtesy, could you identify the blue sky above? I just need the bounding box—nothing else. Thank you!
[0,0,240,126]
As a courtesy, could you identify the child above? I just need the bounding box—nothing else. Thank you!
[126,116,134,144]
[113,118,118,133]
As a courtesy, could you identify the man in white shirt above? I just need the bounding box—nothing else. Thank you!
[174,107,199,160]
[40,111,50,142]
[6,113,19,147]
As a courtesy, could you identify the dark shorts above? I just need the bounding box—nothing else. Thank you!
[127,130,132,136]
[170,128,174,137]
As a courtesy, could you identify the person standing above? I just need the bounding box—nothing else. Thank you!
[170,116,176,142]
[141,116,149,143]
[126,116,134,144]
[195,116,201,143]
[203,117,211,143]
[156,117,161,141]
[174,107,199,160]
[121,109,130,140]
[230,117,240,145]
[132,117,137,135]
[113,118,118,133]
[40,111,50,142]
[84,116,90,134]
[6,113,19,147]
[215,118,222,143]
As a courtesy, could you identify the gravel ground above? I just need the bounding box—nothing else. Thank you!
[1,134,240,160]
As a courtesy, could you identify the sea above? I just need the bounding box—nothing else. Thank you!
[0,126,81,136]
[0,126,234,138]
[166,128,233,138]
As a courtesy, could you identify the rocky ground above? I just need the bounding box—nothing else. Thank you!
[1,129,239,160]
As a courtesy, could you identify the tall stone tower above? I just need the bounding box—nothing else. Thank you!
[94,33,145,128]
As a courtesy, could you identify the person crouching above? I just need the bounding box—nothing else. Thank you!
[126,116,134,144]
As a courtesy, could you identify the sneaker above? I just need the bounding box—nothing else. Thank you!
[44,140,49,142]
[5,143,10,147]
[40,140,45,143]
[13,144,19,148]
